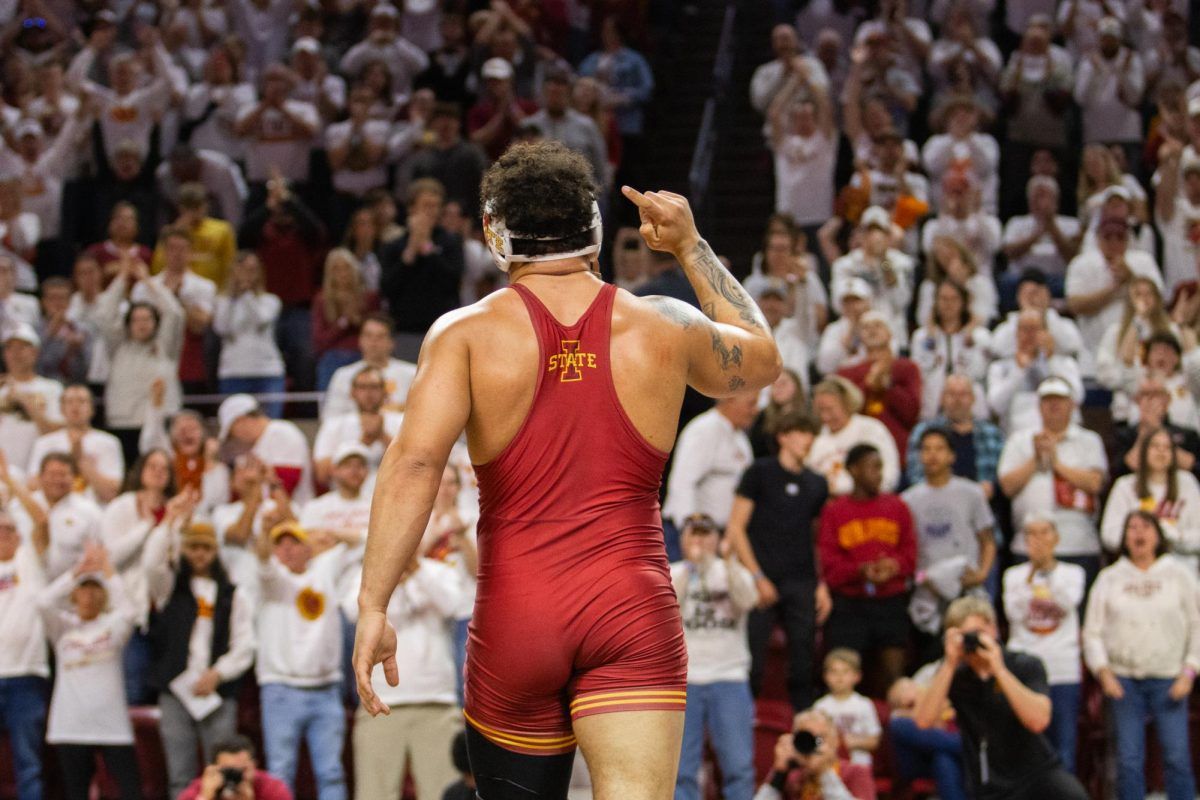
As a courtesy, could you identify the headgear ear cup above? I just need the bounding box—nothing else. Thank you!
[484,200,603,273]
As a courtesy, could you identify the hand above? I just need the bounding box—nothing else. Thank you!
[815,582,832,624]
[150,377,166,409]
[360,411,385,444]
[198,764,224,800]
[771,732,798,773]
[1098,668,1125,699]
[192,667,220,697]
[1036,329,1056,357]
[961,564,987,588]
[943,626,964,667]
[797,729,838,775]
[621,187,701,257]
[0,449,12,486]
[353,609,399,716]
[873,557,899,583]
[1170,671,1195,701]
[1033,432,1057,465]
[1109,256,1132,286]
[755,575,779,608]
[974,631,1005,673]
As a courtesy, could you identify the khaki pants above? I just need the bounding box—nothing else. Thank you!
[353,703,462,800]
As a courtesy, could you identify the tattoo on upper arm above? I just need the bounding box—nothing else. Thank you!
[646,294,749,382]
[690,240,765,329]
[646,296,694,329]
[710,327,743,371]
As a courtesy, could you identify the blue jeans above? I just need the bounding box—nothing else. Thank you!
[1047,682,1081,774]
[122,629,154,705]
[888,716,967,800]
[675,681,755,800]
[1113,676,1196,800]
[260,683,347,800]
[316,348,360,392]
[0,675,48,800]
[276,307,315,392]
[219,376,286,419]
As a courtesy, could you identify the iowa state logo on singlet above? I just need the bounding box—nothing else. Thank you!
[547,339,597,382]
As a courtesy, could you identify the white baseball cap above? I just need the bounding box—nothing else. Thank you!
[841,277,874,300]
[291,36,321,56]
[1037,376,1074,398]
[859,205,892,231]
[217,394,259,441]
[3,322,39,348]
[333,441,371,465]
[482,57,514,81]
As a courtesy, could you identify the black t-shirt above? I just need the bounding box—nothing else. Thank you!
[946,428,978,481]
[441,781,474,800]
[948,651,1061,800]
[735,457,828,585]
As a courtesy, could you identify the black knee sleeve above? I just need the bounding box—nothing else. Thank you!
[465,724,575,800]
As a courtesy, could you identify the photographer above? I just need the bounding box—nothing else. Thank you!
[914,597,1087,799]
[752,709,876,800]
[178,736,292,800]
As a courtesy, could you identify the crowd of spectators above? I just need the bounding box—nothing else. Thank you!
[0,0,1199,799]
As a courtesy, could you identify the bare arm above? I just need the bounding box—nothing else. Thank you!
[623,187,781,396]
[354,314,471,716]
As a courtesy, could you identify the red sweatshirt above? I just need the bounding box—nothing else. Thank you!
[837,357,921,464]
[818,493,916,599]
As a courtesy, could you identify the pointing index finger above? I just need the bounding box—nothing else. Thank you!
[621,185,652,208]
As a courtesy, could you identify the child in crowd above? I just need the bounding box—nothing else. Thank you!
[814,648,881,768]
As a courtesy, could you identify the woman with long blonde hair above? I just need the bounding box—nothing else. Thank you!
[916,235,996,325]
[1096,276,1178,424]
[212,251,286,416]
[311,247,379,390]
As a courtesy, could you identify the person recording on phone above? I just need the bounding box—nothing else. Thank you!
[752,709,876,800]
[177,735,292,800]
[913,597,1087,800]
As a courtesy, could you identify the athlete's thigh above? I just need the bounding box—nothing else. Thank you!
[572,710,684,800]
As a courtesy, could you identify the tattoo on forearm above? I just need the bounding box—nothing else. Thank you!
[727,376,746,391]
[689,240,765,329]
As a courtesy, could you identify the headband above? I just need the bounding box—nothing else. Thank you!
[482,200,603,273]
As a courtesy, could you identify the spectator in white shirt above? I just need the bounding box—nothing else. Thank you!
[917,235,997,325]
[340,4,429,96]
[831,207,915,342]
[0,508,49,800]
[846,134,930,253]
[1096,279,1181,424]
[0,323,63,469]
[322,313,416,419]
[1073,17,1145,149]
[928,9,1003,114]
[29,385,124,506]
[96,258,184,462]
[808,376,901,495]
[8,452,101,588]
[1154,143,1200,295]
[921,95,1000,213]
[343,552,462,800]
[1001,178,1082,303]
[1057,0,1129,59]
[1101,427,1200,566]
[218,394,314,505]
[1078,169,1152,254]
[817,278,876,376]
[671,514,758,800]
[750,24,830,114]
[992,270,1085,360]
[920,174,1002,283]
[143,515,255,800]
[766,56,837,232]
[254,519,355,800]
[212,252,286,418]
[0,255,41,333]
[326,85,392,223]
[1002,515,1086,773]
[155,146,250,231]
[182,43,256,162]
[663,394,758,531]
[0,180,39,290]
[1083,510,1200,800]
[911,281,992,421]
[39,544,141,800]
[813,649,881,769]
[987,310,1084,433]
[1068,214,1164,363]
[290,37,346,123]
[998,376,1109,585]
[0,111,86,258]
[313,366,402,488]
[234,65,320,186]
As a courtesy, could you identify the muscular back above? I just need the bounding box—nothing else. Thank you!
[449,272,692,464]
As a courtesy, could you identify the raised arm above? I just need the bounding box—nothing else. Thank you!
[353,313,471,716]
[622,187,781,396]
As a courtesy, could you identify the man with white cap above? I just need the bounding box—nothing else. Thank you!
[1066,215,1162,366]
[313,365,403,487]
[339,3,429,97]
[1073,17,1144,149]
[998,375,1108,586]
[218,394,313,505]
[817,276,878,375]
[0,322,63,469]
[1155,139,1200,294]
[987,309,1084,433]
[830,207,914,343]
[302,442,373,548]
[290,36,347,122]
[467,57,539,161]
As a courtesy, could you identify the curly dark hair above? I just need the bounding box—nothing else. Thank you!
[480,141,598,258]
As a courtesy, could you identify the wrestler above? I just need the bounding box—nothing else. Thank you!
[353,141,781,800]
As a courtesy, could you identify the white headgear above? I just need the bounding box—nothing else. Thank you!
[482,200,603,273]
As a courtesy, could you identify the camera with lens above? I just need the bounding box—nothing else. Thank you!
[962,631,981,654]
[792,729,823,757]
[218,767,244,797]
